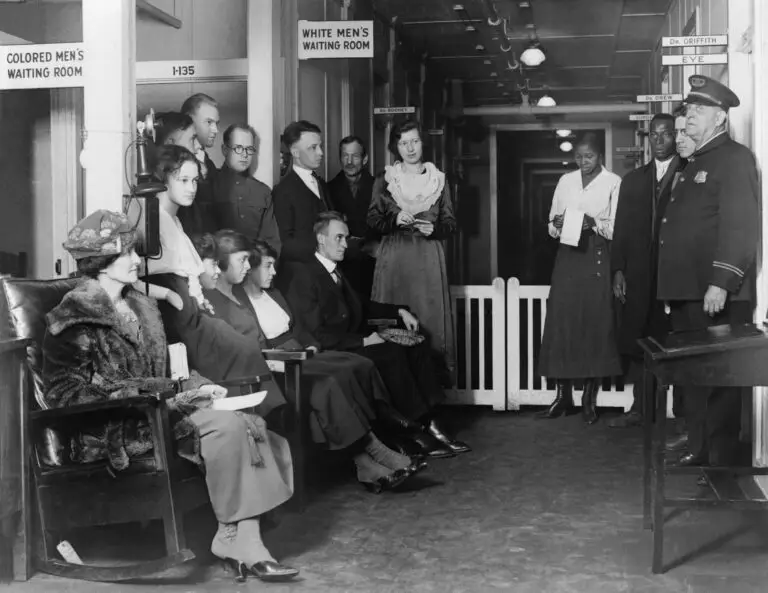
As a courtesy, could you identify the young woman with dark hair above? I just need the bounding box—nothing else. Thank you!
[199,231,428,493]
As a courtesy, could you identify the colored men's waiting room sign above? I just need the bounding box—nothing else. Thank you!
[298,20,374,59]
[0,43,84,90]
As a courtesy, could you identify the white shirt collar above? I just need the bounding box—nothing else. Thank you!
[294,165,321,198]
[314,251,336,275]
[654,157,673,181]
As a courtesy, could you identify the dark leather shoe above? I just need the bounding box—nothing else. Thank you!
[666,432,689,452]
[424,419,472,455]
[537,381,576,419]
[409,431,456,459]
[375,403,423,435]
[673,452,707,467]
[378,433,427,458]
[247,560,300,582]
[360,467,412,494]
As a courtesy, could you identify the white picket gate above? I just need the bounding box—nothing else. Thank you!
[447,278,507,410]
[504,278,633,411]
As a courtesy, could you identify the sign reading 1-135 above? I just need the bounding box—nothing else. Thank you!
[0,42,84,90]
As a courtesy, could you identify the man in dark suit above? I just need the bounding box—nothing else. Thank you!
[610,113,682,428]
[273,121,333,270]
[283,211,471,458]
[657,76,759,467]
[175,94,221,235]
[327,136,378,298]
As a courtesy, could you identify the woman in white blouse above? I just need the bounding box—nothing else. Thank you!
[538,133,623,425]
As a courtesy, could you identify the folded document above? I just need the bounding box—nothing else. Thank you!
[212,390,268,411]
[560,209,585,247]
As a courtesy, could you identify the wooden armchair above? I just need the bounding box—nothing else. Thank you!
[0,277,310,582]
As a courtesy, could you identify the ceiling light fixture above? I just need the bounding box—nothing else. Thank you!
[538,94,556,107]
[520,42,546,67]
[483,59,492,65]
[556,129,572,138]
[559,141,573,153]
[490,72,498,77]
[465,25,476,32]
[453,4,465,10]
[475,44,485,51]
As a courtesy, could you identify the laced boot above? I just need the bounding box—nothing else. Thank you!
[581,378,599,425]
[536,380,575,419]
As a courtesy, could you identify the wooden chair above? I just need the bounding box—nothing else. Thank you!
[0,277,310,582]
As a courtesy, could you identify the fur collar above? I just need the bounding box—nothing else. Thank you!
[47,278,167,365]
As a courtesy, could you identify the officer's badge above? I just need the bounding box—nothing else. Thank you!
[694,170,708,183]
[690,75,707,88]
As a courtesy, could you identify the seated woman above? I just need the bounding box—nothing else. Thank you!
[43,210,298,583]
[141,145,284,415]
[195,232,426,493]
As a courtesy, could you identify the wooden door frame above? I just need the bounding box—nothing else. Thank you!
[489,122,613,278]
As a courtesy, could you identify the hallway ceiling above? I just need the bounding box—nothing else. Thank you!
[377,0,672,106]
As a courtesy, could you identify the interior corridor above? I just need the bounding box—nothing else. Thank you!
[8,408,768,593]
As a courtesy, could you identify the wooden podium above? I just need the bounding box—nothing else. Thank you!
[640,323,768,574]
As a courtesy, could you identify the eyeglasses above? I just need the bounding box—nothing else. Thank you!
[397,139,422,149]
[227,144,257,155]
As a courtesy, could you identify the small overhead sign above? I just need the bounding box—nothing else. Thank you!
[427,129,444,136]
[0,42,83,90]
[662,35,728,47]
[615,146,644,153]
[662,53,728,66]
[629,114,655,121]
[298,20,374,59]
[374,106,416,115]
[637,94,683,102]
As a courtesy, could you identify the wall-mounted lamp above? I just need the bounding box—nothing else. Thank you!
[559,141,573,152]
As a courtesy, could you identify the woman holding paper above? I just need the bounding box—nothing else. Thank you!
[367,120,457,386]
[43,210,299,583]
[538,133,622,424]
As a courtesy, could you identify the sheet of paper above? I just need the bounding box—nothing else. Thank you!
[212,390,268,411]
[560,209,585,247]
[168,343,190,381]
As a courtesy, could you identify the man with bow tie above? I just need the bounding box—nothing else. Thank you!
[656,75,759,468]
[610,113,684,428]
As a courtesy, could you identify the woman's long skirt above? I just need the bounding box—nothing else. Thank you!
[538,233,622,379]
[191,409,293,523]
[371,232,456,379]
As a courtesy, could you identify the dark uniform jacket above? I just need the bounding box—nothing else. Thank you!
[273,170,333,263]
[178,151,219,236]
[611,156,682,355]
[657,133,759,303]
[212,166,282,254]
[282,257,407,352]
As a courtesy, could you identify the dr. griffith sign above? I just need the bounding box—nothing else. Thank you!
[0,43,84,90]
[298,20,374,59]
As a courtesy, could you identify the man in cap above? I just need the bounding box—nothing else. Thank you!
[657,75,759,467]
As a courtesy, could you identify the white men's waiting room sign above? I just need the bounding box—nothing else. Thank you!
[298,20,374,59]
[0,43,84,89]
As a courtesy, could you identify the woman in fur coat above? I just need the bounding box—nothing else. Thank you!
[42,210,299,583]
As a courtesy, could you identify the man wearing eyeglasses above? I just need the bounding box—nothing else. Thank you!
[212,124,281,253]
[657,75,759,468]
[609,113,683,428]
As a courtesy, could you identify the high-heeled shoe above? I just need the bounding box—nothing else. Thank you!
[359,467,412,494]
[423,419,472,454]
[222,558,300,583]
[536,381,576,419]
[375,402,424,434]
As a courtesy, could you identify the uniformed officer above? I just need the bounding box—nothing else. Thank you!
[657,75,759,467]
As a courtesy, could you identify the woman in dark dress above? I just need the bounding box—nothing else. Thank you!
[538,133,623,424]
[194,231,426,493]
[367,120,456,385]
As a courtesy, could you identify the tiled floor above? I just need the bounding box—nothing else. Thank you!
[7,407,768,592]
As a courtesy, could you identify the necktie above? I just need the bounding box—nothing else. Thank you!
[331,269,340,285]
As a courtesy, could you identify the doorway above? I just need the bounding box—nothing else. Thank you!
[495,128,606,283]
